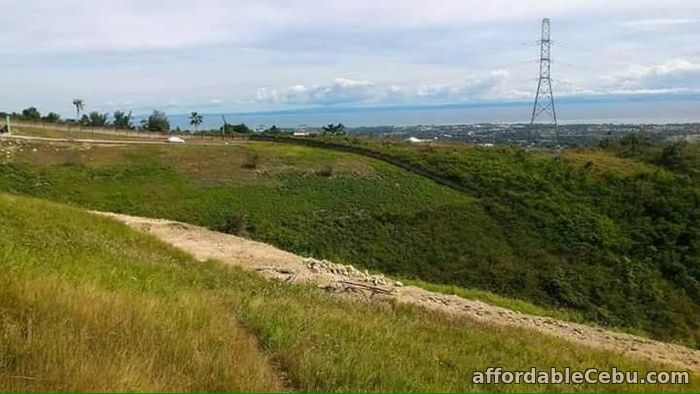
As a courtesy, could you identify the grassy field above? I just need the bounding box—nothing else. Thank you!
[0,193,282,392]
[1,136,698,348]
[2,193,698,392]
[0,138,588,326]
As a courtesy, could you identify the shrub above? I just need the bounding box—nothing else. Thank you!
[21,107,41,121]
[242,153,259,169]
[142,110,170,132]
[113,111,134,129]
[659,141,690,171]
[315,165,333,177]
[41,112,61,123]
[219,213,256,236]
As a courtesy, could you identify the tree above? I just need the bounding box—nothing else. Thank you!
[322,122,346,136]
[618,133,650,156]
[86,111,109,127]
[189,111,203,132]
[112,111,133,129]
[231,123,250,134]
[21,107,41,121]
[42,112,61,123]
[221,122,251,134]
[143,110,170,132]
[660,141,691,171]
[72,98,84,121]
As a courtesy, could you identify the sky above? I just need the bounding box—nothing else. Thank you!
[1,0,699,119]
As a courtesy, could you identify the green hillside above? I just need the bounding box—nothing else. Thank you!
[1,193,697,392]
[0,137,698,347]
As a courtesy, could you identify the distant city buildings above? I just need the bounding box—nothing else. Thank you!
[349,123,700,148]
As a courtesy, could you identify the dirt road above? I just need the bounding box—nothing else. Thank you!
[98,211,700,372]
[1,133,172,145]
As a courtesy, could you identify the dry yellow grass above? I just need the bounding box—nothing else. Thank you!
[0,194,283,392]
[0,276,283,392]
[561,149,662,177]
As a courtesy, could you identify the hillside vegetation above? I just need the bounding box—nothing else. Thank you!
[1,193,698,392]
[0,136,698,347]
[317,135,700,347]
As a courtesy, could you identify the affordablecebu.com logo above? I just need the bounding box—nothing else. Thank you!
[472,367,690,385]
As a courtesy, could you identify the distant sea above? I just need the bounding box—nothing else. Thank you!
[154,99,700,131]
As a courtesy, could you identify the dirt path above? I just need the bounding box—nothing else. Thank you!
[97,211,700,372]
[0,133,230,146]
[1,133,170,145]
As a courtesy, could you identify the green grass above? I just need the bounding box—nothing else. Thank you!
[0,194,282,392]
[2,193,698,392]
[308,136,700,348]
[1,138,698,348]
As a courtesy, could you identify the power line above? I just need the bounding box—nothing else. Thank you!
[530,18,558,146]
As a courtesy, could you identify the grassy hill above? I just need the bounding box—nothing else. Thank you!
[291,135,700,347]
[0,136,698,348]
[2,192,698,392]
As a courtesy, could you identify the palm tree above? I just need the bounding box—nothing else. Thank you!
[189,111,203,133]
[322,122,346,135]
[72,98,84,122]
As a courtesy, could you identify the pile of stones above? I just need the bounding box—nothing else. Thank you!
[303,257,402,287]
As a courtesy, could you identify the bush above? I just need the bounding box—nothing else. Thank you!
[222,123,251,134]
[113,111,134,129]
[321,123,346,136]
[659,141,690,171]
[219,213,256,236]
[41,112,61,123]
[142,110,170,132]
[87,111,109,127]
[21,107,41,121]
[242,153,259,169]
[315,165,333,177]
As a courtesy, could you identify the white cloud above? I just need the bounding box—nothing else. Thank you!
[255,71,526,106]
[604,59,700,89]
[606,88,690,95]
[3,0,696,55]
[256,78,381,105]
[417,70,512,100]
[626,59,700,79]
[620,18,698,29]
[0,1,698,114]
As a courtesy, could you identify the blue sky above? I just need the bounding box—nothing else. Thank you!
[1,0,698,118]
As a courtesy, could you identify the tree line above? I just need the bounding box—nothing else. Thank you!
[2,102,348,136]
[2,106,154,131]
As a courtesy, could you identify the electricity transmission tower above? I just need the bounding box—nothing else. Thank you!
[530,18,558,146]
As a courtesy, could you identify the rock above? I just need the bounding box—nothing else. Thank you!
[395,281,404,287]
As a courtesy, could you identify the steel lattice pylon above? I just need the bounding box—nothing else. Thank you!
[530,18,559,146]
